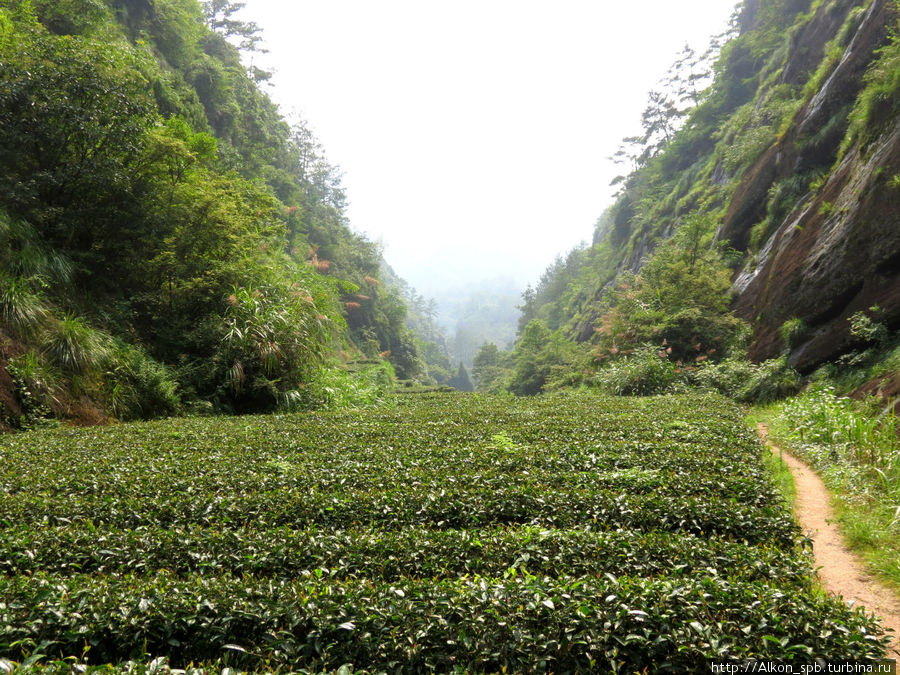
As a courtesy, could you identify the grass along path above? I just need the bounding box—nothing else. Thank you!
[758,423,900,657]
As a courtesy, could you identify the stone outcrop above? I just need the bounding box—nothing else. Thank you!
[735,116,900,370]
[724,0,900,370]
[721,0,892,252]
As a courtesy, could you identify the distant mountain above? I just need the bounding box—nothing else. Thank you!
[426,278,522,367]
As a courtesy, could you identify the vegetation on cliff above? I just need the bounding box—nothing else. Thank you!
[480,0,900,406]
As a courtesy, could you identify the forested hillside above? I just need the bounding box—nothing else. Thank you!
[3,0,899,419]
[0,0,449,427]
[481,0,900,401]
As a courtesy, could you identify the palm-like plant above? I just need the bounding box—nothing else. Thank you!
[220,281,329,410]
[0,213,72,282]
[0,274,48,337]
[41,314,110,376]
[0,212,71,338]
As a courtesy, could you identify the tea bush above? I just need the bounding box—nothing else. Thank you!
[0,392,889,670]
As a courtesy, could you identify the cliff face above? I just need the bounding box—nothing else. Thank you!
[735,117,900,369]
[727,0,900,370]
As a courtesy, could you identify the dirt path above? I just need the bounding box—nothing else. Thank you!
[757,423,900,657]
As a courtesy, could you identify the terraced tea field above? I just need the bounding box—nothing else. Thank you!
[0,392,889,672]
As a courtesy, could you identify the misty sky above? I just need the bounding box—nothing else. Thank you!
[240,1,738,295]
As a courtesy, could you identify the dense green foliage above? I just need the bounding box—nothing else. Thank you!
[0,0,444,423]
[842,12,900,152]
[0,392,889,670]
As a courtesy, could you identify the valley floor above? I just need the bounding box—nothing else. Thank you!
[0,392,892,672]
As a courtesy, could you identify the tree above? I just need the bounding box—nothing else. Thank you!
[202,0,261,50]
[664,44,713,109]
[608,89,684,182]
[508,320,553,396]
[0,22,156,255]
[593,234,744,365]
[517,285,537,335]
[448,362,474,392]
[472,342,510,393]
[675,211,713,274]
[420,340,452,385]
[640,90,682,159]
[201,1,271,83]
[608,38,719,187]
[28,0,109,35]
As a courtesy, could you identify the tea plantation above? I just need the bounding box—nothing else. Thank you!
[0,392,889,672]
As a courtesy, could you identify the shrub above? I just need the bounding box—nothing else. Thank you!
[0,274,47,337]
[5,352,56,428]
[737,356,802,403]
[689,355,801,403]
[294,360,394,410]
[595,344,678,395]
[751,172,814,252]
[0,214,70,337]
[849,307,888,347]
[722,123,776,174]
[29,0,109,35]
[103,340,181,420]
[689,357,757,398]
[779,317,808,350]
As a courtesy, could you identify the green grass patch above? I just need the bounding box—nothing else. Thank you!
[746,408,797,512]
[762,442,798,513]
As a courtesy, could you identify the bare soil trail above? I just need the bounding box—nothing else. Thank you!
[757,423,900,657]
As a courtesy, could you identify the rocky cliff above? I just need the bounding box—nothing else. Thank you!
[485,0,900,386]
[727,0,900,371]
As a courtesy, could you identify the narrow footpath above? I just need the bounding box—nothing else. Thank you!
[757,424,900,658]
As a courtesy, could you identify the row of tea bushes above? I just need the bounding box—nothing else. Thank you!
[0,486,797,545]
[0,524,811,584]
[0,572,885,671]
